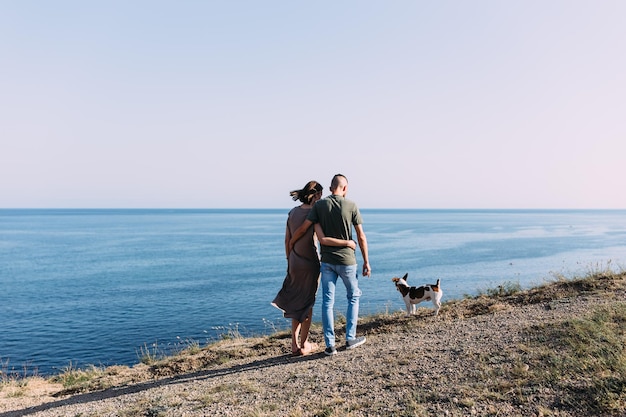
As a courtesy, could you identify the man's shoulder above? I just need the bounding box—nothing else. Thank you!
[340,197,358,210]
[307,201,322,220]
[313,196,334,208]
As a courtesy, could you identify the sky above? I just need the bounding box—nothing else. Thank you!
[1,1,625,209]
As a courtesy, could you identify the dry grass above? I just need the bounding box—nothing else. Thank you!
[523,303,626,414]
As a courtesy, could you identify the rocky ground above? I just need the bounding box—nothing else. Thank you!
[2,272,625,417]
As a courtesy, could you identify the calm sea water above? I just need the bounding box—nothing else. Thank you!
[1,209,625,375]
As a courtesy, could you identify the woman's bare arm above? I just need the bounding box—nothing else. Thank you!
[284,223,292,258]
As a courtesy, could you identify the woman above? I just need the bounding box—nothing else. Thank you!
[272,180,355,356]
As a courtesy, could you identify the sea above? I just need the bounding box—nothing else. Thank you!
[1,209,625,376]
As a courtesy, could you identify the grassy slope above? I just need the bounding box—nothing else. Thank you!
[2,270,625,416]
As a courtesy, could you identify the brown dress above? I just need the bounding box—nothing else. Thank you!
[272,206,320,323]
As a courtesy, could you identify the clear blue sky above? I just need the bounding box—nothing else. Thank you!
[2,1,624,209]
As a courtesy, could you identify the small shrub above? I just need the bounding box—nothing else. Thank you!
[138,342,163,365]
[484,281,522,297]
[52,363,103,392]
[215,323,244,340]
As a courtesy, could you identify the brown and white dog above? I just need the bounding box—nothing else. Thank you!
[392,273,442,316]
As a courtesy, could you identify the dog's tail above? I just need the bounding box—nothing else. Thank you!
[433,279,441,291]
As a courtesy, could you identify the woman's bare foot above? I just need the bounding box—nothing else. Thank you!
[300,341,319,356]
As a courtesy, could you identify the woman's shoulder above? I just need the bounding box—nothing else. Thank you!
[289,205,311,215]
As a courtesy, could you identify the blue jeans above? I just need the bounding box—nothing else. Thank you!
[320,262,362,348]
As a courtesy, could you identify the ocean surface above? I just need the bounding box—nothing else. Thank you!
[1,209,625,375]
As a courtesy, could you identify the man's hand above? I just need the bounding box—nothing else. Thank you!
[362,262,371,277]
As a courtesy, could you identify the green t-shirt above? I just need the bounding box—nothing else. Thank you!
[307,194,363,265]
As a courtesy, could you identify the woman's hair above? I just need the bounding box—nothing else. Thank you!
[290,180,323,204]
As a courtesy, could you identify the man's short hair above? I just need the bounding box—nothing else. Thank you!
[331,174,348,190]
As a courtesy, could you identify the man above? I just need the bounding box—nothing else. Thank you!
[308,173,371,355]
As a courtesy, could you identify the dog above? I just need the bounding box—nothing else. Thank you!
[391,273,442,316]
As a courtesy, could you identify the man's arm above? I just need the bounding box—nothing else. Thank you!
[314,223,356,249]
[354,224,371,277]
[288,219,313,252]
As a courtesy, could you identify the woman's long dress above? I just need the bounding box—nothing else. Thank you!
[271,206,320,323]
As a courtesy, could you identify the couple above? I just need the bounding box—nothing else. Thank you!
[272,174,371,356]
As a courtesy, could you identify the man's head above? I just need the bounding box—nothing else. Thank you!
[330,174,348,197]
